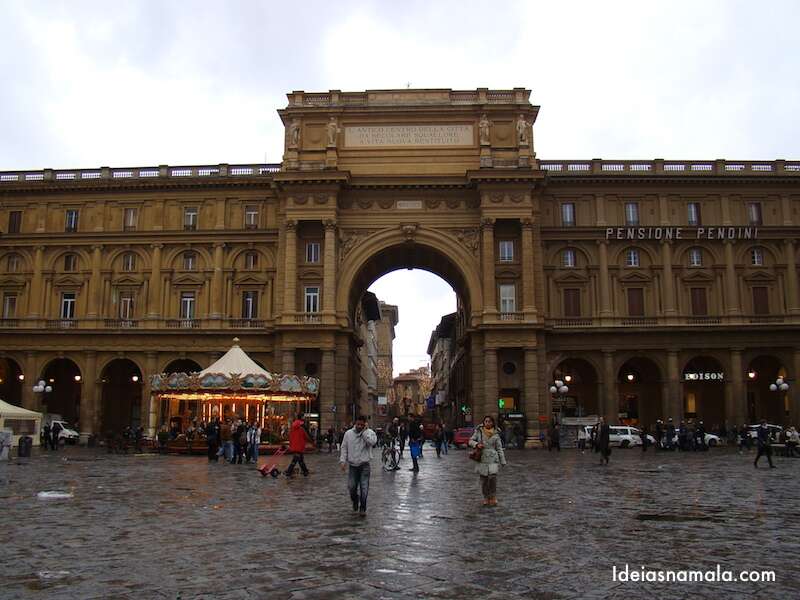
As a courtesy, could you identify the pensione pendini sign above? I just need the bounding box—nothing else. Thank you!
[606,227,759,241]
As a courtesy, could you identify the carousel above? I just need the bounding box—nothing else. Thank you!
[149,339,319,453]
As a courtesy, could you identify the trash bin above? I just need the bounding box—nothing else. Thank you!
[18,435,33,458]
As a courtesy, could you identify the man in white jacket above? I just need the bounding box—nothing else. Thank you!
[339,415,378,516]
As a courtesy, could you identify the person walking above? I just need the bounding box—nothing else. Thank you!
[596,417,611,465]
[285,413,312,477]
[50,421,62,450]
[407,415,423,472]
[42,423,51,451]
[398,420,407,459]
[654,419,663,450]
[326,427,335,454]
[339,415,377,516]
[786,426,800,457]
[434,423,445,458]
[247,420,261,464]
[639,426,649,452]
[206,418,221,461]
[468,415,507,507]
[665,418,676,451]
[738,424,750,454]
[754,420,776,468]
[577,426,587,453]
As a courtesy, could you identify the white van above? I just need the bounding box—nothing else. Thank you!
[583,425,656,448]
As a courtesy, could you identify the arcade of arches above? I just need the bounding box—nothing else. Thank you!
[1,87,799,441]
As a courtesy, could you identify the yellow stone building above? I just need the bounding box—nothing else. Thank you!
[1,88,799,441]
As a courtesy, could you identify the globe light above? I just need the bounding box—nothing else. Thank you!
[131,375,139,382]
[45,386,52,393]
[18,374,25,381]
[780,383,789,391]
[555,380,564,388]
[769,383,777,391]
[626,373,635,382]
[776,378,784,386]
[559,385,569,394]
[74,375,82,382]
[549,386,558,394]
[564,375,572,383]
[32,385,41,393]
[747,371,757,379]
[38,379,46,387]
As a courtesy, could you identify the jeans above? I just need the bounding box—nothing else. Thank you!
[347,462,371,511]
[249,441,259,462]
[286,452,308,475]
[222,441,233,462]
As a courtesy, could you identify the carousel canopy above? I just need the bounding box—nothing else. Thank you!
[150,338,319,397]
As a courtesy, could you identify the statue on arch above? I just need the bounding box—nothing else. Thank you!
[326,116,341,147]
[287,118,301,149]
[516,114,530,146]
[479,113,492,146]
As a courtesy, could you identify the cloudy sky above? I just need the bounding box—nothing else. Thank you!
[2,0,798,374]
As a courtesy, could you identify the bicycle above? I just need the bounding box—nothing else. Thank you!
[381,435,400,471]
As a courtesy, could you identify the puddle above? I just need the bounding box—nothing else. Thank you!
[375,569,398,574]
[636,513,726,523]
[38,571,72,580]
[37,491,74,500]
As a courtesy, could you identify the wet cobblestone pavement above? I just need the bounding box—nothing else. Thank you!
[1,444,798,599]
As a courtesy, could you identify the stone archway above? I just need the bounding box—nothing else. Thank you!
[100,359,144,436]
[746,355,789,425]
[617,357,663,428]
[0,357,24,406]
[551,358,600,419]
[163,358,203,374]
[40,358,83,426]
[682,355,726,428]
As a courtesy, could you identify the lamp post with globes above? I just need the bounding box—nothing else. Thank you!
[769,377,790,425]
[549,378,570,423]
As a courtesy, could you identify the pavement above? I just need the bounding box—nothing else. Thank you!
[0,443,798,600]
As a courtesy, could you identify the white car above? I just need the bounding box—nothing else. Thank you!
[747,424,783,441]
[583,425,656,448]
[49,421,80,444]
[667,430,723,447]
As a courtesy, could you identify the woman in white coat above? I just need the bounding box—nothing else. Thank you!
[468,415,507,506]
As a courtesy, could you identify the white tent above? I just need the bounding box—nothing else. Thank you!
[198,339,272,379]
[0,399,42,447]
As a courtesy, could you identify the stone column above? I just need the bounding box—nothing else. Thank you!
[81,351,97,440]
[282,347,294,374]
[521,218,537,318]
[667,350,681,420]
[784,240,799,314]
[210,242,225,319]
[148,244,163,318]
[484,347,498,419]
[283,220,297,317]
[481,218,496,315]
[320,350,335,432]
[23,351,37,410]
[598,241,612,318]
[28,246,45,317]
[87,245,103,318]
[721,195,732,225]
[470,335,484,425]
[144,352,158,437]
[603,350,616,422]
[661,241,677,316]
[323,219,337,315]
[791,348,800,427]
[730,348,745,426]
[524,348,540,441]
[724,241,741,316]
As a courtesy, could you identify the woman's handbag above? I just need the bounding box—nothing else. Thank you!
[468,430,483,461]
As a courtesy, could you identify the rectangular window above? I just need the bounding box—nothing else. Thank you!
[3,294,17,318]
[60,292,76,320]
[7,255,20,272]
[499,284,516,314]
[123,207,138,231]
[304,286,320,313]
[65,209,79,232]
[690,288,708,316]
[245,252,258,270]
[624,202,639,226]
[183,253,196,271]
[122,253,136,272]
[180,293,196,320]
[687,202,701,226]
[64,254,77,272]
[625,249,640,268]
[244,206,259,229]
[498,240,514,262]
[688,248,703,267]
[561,203,576,227]
[306,242,320,264]
[752,287,769,315]
[119,294,135,320]
[8,211,22,233]
[184,207,198,231]
[627,288,644,317]
[242,291,259,319]
[747,202,762,226]
[563,288,581,317]
[562,249,576,268]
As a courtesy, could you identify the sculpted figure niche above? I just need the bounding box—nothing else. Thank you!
[516,114,530,146]
[287,118,301,149]
[326,117,341,147]
[479,113,492,146]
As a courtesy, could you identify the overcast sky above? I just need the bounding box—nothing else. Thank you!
[2,0,798,374]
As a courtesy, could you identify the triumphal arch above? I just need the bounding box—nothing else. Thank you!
[276,88,545,434]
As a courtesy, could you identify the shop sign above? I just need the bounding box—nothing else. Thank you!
[683,372,724,382]
[605,226,758,241]
[506,413,525,419]
[305,413,320,419]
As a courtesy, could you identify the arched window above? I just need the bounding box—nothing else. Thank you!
[625,248,640,268]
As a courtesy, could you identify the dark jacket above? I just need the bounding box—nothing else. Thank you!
[756,425,770,447]
[408,420,423,442]
[596,424,610,451]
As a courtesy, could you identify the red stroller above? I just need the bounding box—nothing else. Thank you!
[258,445,289,478]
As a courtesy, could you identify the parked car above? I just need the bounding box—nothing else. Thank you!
[48,420,80,444]
[669,430,723,447]
[453,427,475,448]
[582,425,655,448]
[747,424,783,441]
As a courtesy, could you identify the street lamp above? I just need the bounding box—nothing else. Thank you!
[768,377,789,393]
[548,379,570,421]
